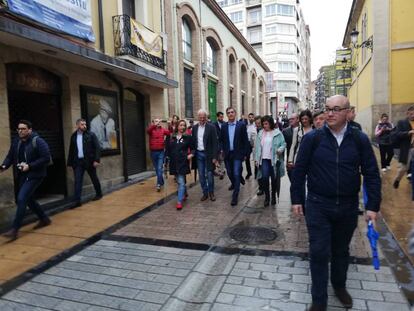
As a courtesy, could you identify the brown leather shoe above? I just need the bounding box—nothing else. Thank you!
[33,218,51,230]
[209,192,216,201]
[200,194,209,201]
[3,228,18,241]
[308,304,327,311]
[334,288,353,308]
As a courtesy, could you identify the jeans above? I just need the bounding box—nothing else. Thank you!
[305,196,358,306]
[151,150,165,186]
[197,151,214,195]
[260,159,276,200]
[379,144,394,169]
[225,152,243,200]
[73,160,102,203]
[176,175,186,203]
[13,176,48,230]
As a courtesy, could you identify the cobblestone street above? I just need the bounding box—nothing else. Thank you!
[0,174,411,310]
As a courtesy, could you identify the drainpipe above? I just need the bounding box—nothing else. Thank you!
[98,0,105,53]
[104,72,129,183]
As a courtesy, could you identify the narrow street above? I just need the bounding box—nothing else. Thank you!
[0,171,411,311]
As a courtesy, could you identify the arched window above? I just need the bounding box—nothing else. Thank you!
[182,19,192,61]
[206,40,217,75]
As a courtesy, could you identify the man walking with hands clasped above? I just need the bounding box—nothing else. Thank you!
[290,95,381,311]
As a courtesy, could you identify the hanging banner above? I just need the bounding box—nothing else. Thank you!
[130,18,163,59]
[5,0,95,42]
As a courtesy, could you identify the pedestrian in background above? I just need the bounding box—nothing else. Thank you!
[288,110,313,167]
[392,106,414,189]
[254,116,265,196]
[220,107,250,206]
[165,120,194,210]
[1,120,52,241]
[67,118,102,208]
[245,113,256,179]
[313,111,326,129]
[147,118,171,191]
[291,95,381,311]
[375,113,394,172]
[347,106,362,131]
[192,109,218,202]
[282,113,299,181]
[254,115,286,207]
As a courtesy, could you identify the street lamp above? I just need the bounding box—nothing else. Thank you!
[350,29,373,51]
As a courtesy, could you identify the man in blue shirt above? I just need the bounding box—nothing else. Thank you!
[220,107,250,206]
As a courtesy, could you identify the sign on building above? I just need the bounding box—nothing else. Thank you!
[4,0,95,42]
[130,19,163,58]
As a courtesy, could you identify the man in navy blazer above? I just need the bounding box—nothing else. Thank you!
[220,107,250,206]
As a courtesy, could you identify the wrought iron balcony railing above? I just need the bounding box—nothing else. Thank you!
[113,15,165,70]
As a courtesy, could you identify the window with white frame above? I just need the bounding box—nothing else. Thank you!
[182,19,192,62]
[248,27,262,44]
[277,42,296,54]
[277,62,296,73]
[229,11,243,23]
[206,40,217,75]
[248,9,261,25]
[217,0,228,7]
[277,4,294,16]
[276,80,297,92]
[265,23,295,36]
[265,4,277,16]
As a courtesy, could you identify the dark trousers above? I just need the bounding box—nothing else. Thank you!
[260,159,276,201]
[305,197,358,306]
[245,151,252,176]
[255,165,263,191]
[13,176,48,230]
[73,160,102,203]
[225,151,243,200]
[379,144,394,169]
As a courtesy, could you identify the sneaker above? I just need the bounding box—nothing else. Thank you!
[156,185,161,192]
[407,173,412,181]
[381,168,387,172]
[176,202,182,210]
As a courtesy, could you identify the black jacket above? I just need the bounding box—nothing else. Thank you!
[282,126,295,158]
[395,119,412,164]
[219,121,250,161]
[166,134,194,175]
[291,125,381,212]
[67,130,101,167]
[2,132,50,180]
[191,123,219,171]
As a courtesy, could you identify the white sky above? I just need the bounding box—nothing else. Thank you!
[300,0,353,80]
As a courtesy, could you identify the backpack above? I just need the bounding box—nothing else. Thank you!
[18,136,53,166]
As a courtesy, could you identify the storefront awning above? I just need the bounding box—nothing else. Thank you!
[0,16,178,89]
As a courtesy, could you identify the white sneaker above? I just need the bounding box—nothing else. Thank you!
[386,166,391,170]
[381,168,387,172]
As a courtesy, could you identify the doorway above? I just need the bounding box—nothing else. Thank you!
[6,64,66,203]
[124,89,146,176]
[208,80,217,121]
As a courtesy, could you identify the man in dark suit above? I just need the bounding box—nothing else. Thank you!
[282,113,299,181]
[67,118,102,208]
[192,109,219,201]
[213,111,225,137]
[220,107,250,206]
[393,106,414,188]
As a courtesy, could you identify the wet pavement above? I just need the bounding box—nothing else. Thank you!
[0,167,412,310]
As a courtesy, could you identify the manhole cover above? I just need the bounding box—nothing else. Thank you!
[229,226,277,244]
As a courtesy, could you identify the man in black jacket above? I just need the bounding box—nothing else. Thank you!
[282,113,299,181]
[393,106,414,189]
[291,95,381,311]
[1,120,52,240]
[67,119,102,207]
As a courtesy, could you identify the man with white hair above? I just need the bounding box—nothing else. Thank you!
[191,109,219,201]
[90,99,116,150]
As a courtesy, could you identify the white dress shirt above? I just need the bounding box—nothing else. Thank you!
[197,124,206,151]
[76,131,84,158]
[328,123,348,146]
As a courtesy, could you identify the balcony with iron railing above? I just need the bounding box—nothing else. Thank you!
[113,15,165,70]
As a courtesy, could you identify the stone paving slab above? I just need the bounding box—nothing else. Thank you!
[0,241,410,311]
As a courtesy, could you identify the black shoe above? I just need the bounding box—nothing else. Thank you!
[231,198,238,206]
[209,192,216,201]
[334,288,353,308]
[33,218,51,229]
[3,228,18,241]
[264,200,270,207]
[70,201,82,209]
[245,174,252,180]
[271,198,276,205]
[240,177,245,185]
[200,194,209,201]
[257,190,264,196]
[393,180,400,189]
[228,185,234,191]
[307,304,327,311]
[92,195,103,201]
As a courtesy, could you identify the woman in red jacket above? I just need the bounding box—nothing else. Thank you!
[146,118,171,191]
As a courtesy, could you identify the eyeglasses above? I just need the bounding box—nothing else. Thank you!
[324,107,349,113]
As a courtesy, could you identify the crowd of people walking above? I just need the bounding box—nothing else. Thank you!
[2,94,414,311]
